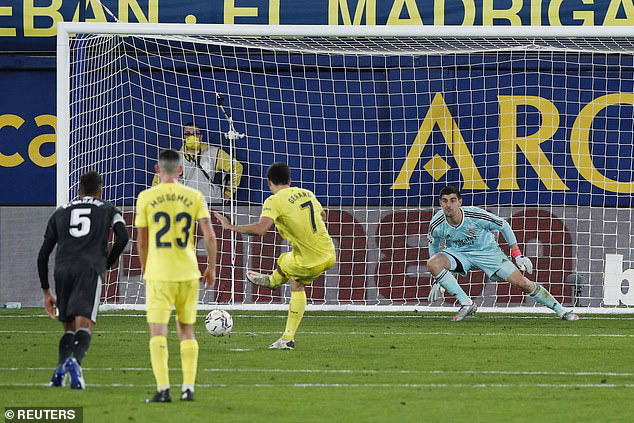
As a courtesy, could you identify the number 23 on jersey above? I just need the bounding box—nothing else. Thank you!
[153,212,193,248]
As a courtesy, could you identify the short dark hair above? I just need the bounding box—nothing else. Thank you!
[267,162,291,185]
[439,185,461,200]
[184,122,202,133]
[79,171,102,196]
[158,149,181,174]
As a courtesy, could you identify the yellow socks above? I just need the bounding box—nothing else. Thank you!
[269,269,288,289]
[149,336,169,390]
[282,290,306,341]
[180,339,199,390]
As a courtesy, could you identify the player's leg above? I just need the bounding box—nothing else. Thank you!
[50,320,74,387]
[427,253,474,305]
[506,271,579,320]
[52,266,91,388]
[59,322,75,367]
[270,254,334,350]
[50,267,73,386]
[72,316,94,365]
[147,322,171,402]
[174,280,199,401]
[145,280,174,403]
[176,321,197,401]
[285,280,306,339]
[62,270,102,389]
[70,270,100,367]
[61,315,94,390]
[270,267,289,288]
[428,252,476,321]
[268,280,304,350]
[246,254,290,289]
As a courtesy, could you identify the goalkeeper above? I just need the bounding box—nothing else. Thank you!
[153,122,243,205]
[427,186,579,322]
[214,162,336,350]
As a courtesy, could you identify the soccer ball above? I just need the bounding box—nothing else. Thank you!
[204,309,233,336]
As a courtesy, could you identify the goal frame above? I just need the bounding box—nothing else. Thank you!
[57,23,634,314]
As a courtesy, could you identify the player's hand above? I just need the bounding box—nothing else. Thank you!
[213,212,232,230]
[428,282,445,302]
[43,289,57,320]
[202,267,216,289]
[515,255,534,274]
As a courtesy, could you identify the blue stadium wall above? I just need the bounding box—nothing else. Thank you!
[1,0,634,206]
[79,51,634,208]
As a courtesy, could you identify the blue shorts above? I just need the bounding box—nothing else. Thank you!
[440,247,518,281]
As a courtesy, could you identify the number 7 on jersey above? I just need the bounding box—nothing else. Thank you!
[300,201,317,233]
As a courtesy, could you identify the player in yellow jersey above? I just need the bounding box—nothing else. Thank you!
[214,162,336,350]
[135,149,217,403]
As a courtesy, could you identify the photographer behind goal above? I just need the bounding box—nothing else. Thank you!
[153,122,243,205]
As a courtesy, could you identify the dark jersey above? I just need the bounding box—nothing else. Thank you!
[43,197,125,274]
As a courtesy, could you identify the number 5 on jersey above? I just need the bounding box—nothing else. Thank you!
[69,208,91,238]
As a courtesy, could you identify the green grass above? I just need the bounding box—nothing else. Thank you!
[1,309,634,422]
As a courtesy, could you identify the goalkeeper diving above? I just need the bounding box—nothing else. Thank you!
[427,186,579,321]
[214,162,336,349]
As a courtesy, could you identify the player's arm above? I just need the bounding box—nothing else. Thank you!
[506,234,533,273]
[134,194,149,273]
[498,220,518,249]
[477,209,533,274]
[426,221,445,301]
[213,212,274,236]
[426,221,441,257]
[136,226,148,273]
[199,217,217,289]
[428,236,441,257]
[215,149,243,199]
[106,213,130,269]
[37,217,58,320]
[490,217,529,268]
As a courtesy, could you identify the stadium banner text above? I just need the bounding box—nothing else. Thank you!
[0,0,633,52]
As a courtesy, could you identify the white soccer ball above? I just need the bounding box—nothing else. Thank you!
[204,309,233,336]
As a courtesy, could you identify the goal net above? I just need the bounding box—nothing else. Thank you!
[57,24,634,312]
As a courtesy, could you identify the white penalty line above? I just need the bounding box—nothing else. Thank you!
[4,314,634,321]
[1,329,634,338]
[1,382,633,389]
[1,367,633,378]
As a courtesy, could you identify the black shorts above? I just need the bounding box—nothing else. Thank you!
[444,252,466,274]
[54,265,102,323]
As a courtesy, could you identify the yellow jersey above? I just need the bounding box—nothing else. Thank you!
[135,182,210,281]
[261,187,335,266]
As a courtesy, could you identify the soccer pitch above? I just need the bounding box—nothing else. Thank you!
[1,309,633,422]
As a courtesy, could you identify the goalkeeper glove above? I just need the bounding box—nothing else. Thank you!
[428,282,446,302]
[512,249,533,274]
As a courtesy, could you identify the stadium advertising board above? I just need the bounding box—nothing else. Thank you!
[107,206,575,305]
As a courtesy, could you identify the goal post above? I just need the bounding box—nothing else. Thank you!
[57,23,634,313]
